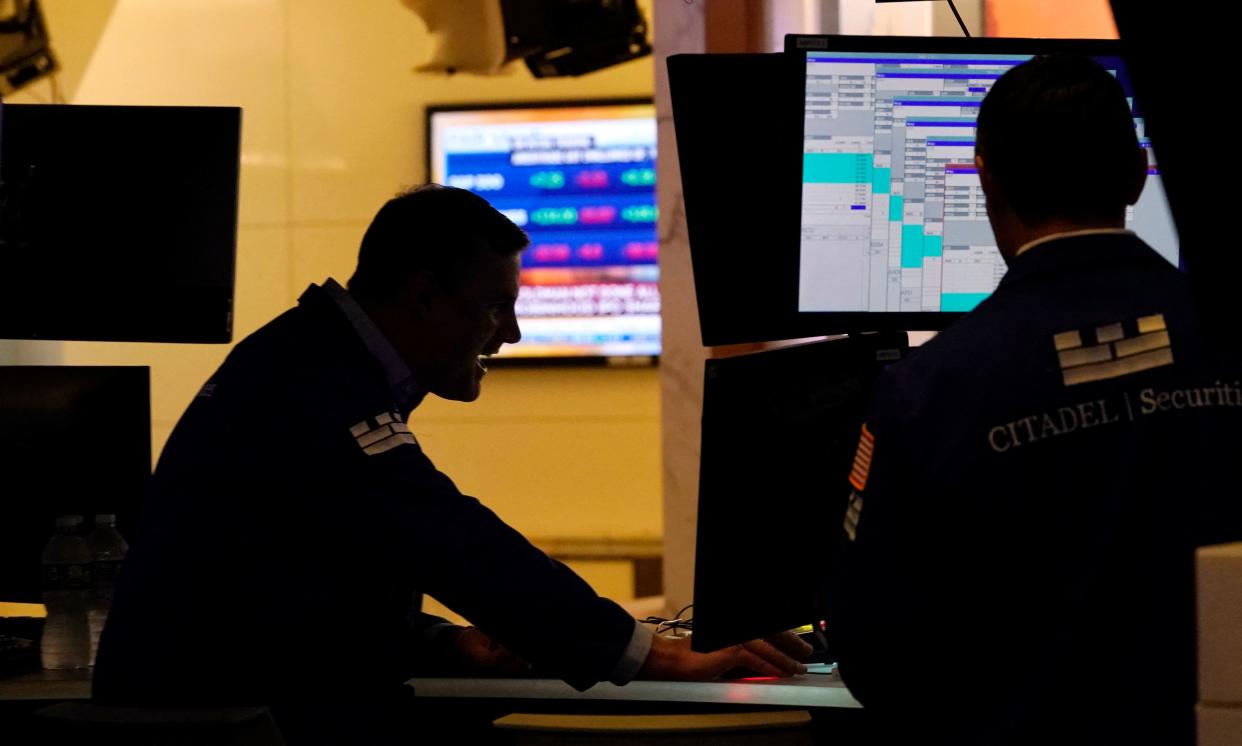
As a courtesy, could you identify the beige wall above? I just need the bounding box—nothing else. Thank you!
[4,0,659,608]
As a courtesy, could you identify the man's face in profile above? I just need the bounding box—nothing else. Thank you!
[416,245,522,402]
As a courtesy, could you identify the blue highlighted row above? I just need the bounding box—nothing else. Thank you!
[807,55,1031,65]
[895,95,984,102]
[879,73,1002,80]
[877,66,1001,75]
[445,153,656,198]
[905,116,977,121]
[895,99,982,107]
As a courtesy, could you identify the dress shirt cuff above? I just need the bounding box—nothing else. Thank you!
[608,619,654,685]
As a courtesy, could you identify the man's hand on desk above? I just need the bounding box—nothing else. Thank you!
[638,632,811,680]
[443,626,531,674]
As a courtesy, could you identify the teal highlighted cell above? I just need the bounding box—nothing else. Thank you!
[942,292,989,312]
[529,171,565,189]
[901,226,924,268]
[924,235,943,258]
[889,195,904,222]
[872,167,891,194]
[803,153,873,184]
[531,207,578,225]
[622,168,656,187]
[621,204,658,223]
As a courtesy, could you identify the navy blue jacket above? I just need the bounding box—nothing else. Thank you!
[833,233,1242,745]
[94,284,637,744]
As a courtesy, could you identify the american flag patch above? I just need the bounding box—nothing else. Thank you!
[848,424,874,492]
[843,490,864,542]
[1054,313,1173,387]
[350,411,417,456]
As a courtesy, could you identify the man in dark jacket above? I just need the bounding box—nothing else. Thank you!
[832,55,1242,745]
[95,185,806,745]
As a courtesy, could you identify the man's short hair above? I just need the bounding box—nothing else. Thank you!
[975,54,1143,226]
[347,184,528,302]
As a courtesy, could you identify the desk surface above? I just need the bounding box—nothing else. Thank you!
[0,668,860,710]
[409,667,860,710]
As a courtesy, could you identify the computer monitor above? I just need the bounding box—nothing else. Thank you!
[1110,4,1241,346]
[667,53,806,348]
[0,367,150,603]
[692,332,907,653]
[427,99,659,362]
[789,35,1178,324]
[0,103,240,344]
[667,39,1180,347]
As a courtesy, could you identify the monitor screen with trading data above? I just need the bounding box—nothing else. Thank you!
[427,100,659,362]
[789,35,1178,321]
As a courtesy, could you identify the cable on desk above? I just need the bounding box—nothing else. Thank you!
[638,616,694,635]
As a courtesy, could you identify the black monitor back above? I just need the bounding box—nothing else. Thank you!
[0,103,240,343]
[1110,5,1241,347]
[692,332,906,653]
[0,366,150,602]
[667,53,808,347]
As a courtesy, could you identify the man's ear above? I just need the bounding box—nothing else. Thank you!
[975,154,993,197]
[395,269,440,319]
[1126,145,1149,207]
[975,153,1007,219]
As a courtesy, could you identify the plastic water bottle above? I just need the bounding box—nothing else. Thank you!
[40,515,92,670]
[86,514,129,666]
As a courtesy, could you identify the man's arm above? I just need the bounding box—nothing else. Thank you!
[293,354,813,687]
[351,432,806,687]
[426,615,808,681]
